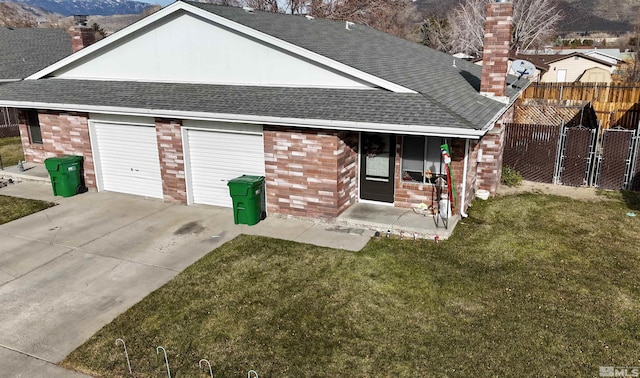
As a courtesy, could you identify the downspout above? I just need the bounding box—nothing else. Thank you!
[459,138,470,218]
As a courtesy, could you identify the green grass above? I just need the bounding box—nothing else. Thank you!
[62,193,640,377]
[0,136,24,168]
[0,194,53,225]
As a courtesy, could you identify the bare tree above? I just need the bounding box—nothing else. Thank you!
[309,0,418,38]
[428,0,563,57]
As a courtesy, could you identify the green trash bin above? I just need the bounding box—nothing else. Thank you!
[227,175,265,226]
[44,155,84,198]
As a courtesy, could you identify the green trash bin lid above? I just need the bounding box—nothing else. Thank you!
[227,175,264,196]
[44,155,83,172]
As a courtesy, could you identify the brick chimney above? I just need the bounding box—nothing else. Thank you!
[70,15,96,53]
[480,0,513,99]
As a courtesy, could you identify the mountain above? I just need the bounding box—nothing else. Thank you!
[6,0,152,16]
[416,0,640,33]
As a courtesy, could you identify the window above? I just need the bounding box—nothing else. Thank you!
[401,136,447,184]
[26,109,42,144]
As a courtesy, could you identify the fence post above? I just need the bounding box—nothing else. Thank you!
[626,121,640,190]
[588,122,602,187]
[553,120,565,185]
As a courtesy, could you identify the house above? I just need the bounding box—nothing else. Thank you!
[0,0,523,220]
[532,53,617,83]
[475,52,621,83]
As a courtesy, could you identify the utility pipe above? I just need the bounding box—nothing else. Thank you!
[459,139,470,218]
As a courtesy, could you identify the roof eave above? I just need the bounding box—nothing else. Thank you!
[0,100,485,139]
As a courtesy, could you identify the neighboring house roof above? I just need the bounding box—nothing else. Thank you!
[0,28,72,80]
[549,48,622,60]
[531,52,616,68]
[0,1,525,137]
[515,99,598,128]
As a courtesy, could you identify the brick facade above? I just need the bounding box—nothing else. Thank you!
[480,1,513,97]
[18,110,96,188]
[476,106,515,194]
[263,127,358,219]
[155,119,187,203]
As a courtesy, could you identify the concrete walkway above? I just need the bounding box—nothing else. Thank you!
[0,181,371,377]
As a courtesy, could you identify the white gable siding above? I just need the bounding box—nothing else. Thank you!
[52,11,374,89]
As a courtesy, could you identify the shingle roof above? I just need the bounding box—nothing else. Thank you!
[0,2,526,134]
[0,28,72,80]
[0,79,479,130]
[189,2,521,129]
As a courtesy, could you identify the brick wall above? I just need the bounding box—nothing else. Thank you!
[476,106,515,194]
[70,26,96,53]
[263,127,358,219]
[19,110,96,188]
[480,1,513,97]
[155,119,187,203]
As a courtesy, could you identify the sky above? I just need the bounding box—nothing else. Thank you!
[138,0,175,6]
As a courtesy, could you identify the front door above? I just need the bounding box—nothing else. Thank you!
[360,133,395,203]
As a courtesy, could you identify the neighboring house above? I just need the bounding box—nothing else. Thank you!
[0,0,523,220]
[536,53,617,83]
[476,52,621,83]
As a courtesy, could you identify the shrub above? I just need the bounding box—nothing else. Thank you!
[501,166,523,187]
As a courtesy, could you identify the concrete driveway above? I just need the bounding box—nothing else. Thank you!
[0,183,370,377]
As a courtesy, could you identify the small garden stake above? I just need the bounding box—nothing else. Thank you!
[156,346,171,378]
[248,370,259,378]
[114,338,132,375]
[199,359,213,378]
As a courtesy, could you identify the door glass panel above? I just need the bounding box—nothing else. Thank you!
[364,134,390,181]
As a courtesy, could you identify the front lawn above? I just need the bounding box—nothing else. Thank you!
[0,194,54,225]
[0,136,24,168]
[62,192,640,377]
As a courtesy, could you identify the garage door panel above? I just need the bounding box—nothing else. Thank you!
[93,122,163,199]
[186,128,265,207]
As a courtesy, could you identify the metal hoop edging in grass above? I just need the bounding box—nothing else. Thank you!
[156,346,171,378]
[248,369,259,378]
[199,359,213,378]
[115,338,132,375]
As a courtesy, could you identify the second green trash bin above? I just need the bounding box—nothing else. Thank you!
[227,175,265,226]
[44,155,85,198]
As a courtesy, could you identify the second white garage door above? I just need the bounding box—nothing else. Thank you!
[185,125,265,207]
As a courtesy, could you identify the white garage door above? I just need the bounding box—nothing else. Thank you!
[92,121,163,199]
[185,126,265,207]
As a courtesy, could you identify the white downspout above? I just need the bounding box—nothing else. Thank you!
[459,139,470,218]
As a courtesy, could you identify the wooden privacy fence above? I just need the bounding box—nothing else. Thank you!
[522,82,640,129]
[503,122,640,191]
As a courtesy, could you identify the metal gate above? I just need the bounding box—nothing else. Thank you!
[596,126,640,190]
[556,125,598,187]
[504,122,640,191]
[503,123,560,183]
